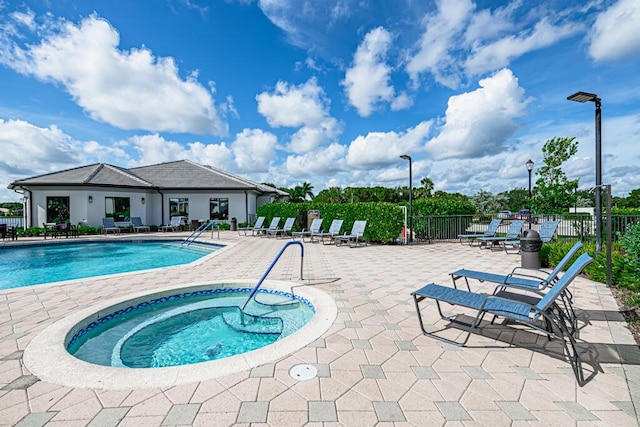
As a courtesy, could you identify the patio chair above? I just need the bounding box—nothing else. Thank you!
[238,216,265,236]
[450,241,584,334]
[411,252,594,385]
[500,220,560,253]
[131,217,150,233]
[310,219,343,244]
[102,218,121,234]
[292,218,323,242]
[160,216,182,232]
[334,220,367,248]
[458,218,502,245]
[256,217,281,237]
[268,217,295,238]
[475,219,525,249]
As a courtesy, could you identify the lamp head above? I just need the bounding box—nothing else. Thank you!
[526,159,534,172]
[400,154,411,161]
[567,91,600,103]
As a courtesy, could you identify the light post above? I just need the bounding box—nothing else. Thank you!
[400,155,413,243]
[567,91,602,253]
[526,159,534,229]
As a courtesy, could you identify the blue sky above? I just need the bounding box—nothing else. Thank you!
[1,0,639,202]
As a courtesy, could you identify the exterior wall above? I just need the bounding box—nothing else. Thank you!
[159,191,255,225]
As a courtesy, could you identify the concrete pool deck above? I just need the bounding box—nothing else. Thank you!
[1,231,639,426]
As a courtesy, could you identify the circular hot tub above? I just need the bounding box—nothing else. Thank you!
[24,280,336,389]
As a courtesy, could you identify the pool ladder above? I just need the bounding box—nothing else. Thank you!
[241,241,304,311]
[183,221,220,246]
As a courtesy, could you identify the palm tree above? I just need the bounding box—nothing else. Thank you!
[300,181,314,200]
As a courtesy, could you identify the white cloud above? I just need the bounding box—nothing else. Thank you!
[343,27,408,117]
[465,19,580,76]
[406,0,474,89]
[256,78,341,153]
[231,128,278,173]
[285,143,347,177]
[346,121,432,169]
[129,134,232,169]
[589,0,640,61]
[0,15,228,135]
[426,68,530,160]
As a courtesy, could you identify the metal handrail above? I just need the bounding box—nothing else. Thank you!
[183,221,219,246]
[241,241,304,310]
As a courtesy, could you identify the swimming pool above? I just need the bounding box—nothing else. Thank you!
[0,240,222,290]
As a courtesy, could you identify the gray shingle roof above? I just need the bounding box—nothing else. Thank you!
[9,160,288,196]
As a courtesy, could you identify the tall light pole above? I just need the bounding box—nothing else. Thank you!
[400,155,413,243]
[526,159,534,229]
[567,91,602,253]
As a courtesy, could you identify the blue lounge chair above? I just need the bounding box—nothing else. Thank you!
[450,241,584,333]
[292,218,323,242]
[268,217,295,238]
[238,216,265,236]
[257,217,281,237]
[501,220,560,253]
[458,218,502,245]
[310,219,343,244]
[102,218,121,234]
[334,220,367,247]
[412,252,594,385]
[131,217,150,233]
[475,219,525,249]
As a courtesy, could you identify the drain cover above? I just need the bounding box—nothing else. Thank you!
[289,364,317,381]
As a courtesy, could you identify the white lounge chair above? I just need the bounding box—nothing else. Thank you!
[310,219,343,244]
[238,216,265,236]
[161,216,182,232]
[334,220,367,248]
[268,217,295,238]
[292,218,323,242]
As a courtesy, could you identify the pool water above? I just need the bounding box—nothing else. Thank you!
[68,288,314,368]
[0,241,220,290]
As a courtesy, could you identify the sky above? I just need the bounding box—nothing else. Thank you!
[0,0,639,203]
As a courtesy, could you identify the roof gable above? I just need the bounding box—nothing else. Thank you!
[9,163,154,188]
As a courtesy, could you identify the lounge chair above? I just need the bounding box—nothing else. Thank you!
[42,223,58,239]
[268,217,295,238]
[500,220,560,253]
[458,218,502,245]
[292,218,323,242]
[475,219,525,249]
[334,220,367,248]
[257,217,281,237]
[102,218,121,234]
[310,219,343,244]
[450,241,584,334]
[411,252,594,385]
[131,217,150,233]
[160,216,183,232]
[238,216,265,236]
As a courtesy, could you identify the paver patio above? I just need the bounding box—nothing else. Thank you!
[0,231,638,426]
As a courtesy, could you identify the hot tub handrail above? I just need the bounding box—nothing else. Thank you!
[241,241,304,311]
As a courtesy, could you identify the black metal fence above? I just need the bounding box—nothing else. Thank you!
[411,214,640,243]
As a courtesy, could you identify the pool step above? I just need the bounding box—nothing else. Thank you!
[221,309,283,336]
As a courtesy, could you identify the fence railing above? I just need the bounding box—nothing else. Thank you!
[411,214,640,243]
[0,217,23,228]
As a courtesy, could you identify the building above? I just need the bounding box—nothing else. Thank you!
[8,160,289,228]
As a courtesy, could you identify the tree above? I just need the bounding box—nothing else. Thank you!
[499,188,528,212]
[415,177,434,198]
[469,190,507,214]
[531,136,579,214]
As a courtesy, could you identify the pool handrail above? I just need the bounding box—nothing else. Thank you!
[183,221,220,246]
[241,241,304,311]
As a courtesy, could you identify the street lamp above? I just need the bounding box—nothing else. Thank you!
[567,91,602,253]
[526,159,534,229]
[400,155,413,243]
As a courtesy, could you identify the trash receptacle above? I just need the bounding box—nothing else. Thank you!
[230,217,237,231]
[307,210,320,229]
[520,229,542,268]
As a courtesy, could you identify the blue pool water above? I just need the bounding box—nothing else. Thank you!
[67,288,314,368]
[0,241,221,290]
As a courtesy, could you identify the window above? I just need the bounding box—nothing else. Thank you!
[105,197,130,221]
[210,198,229,220]
[46,196,70,223]
[169,198,189,218]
